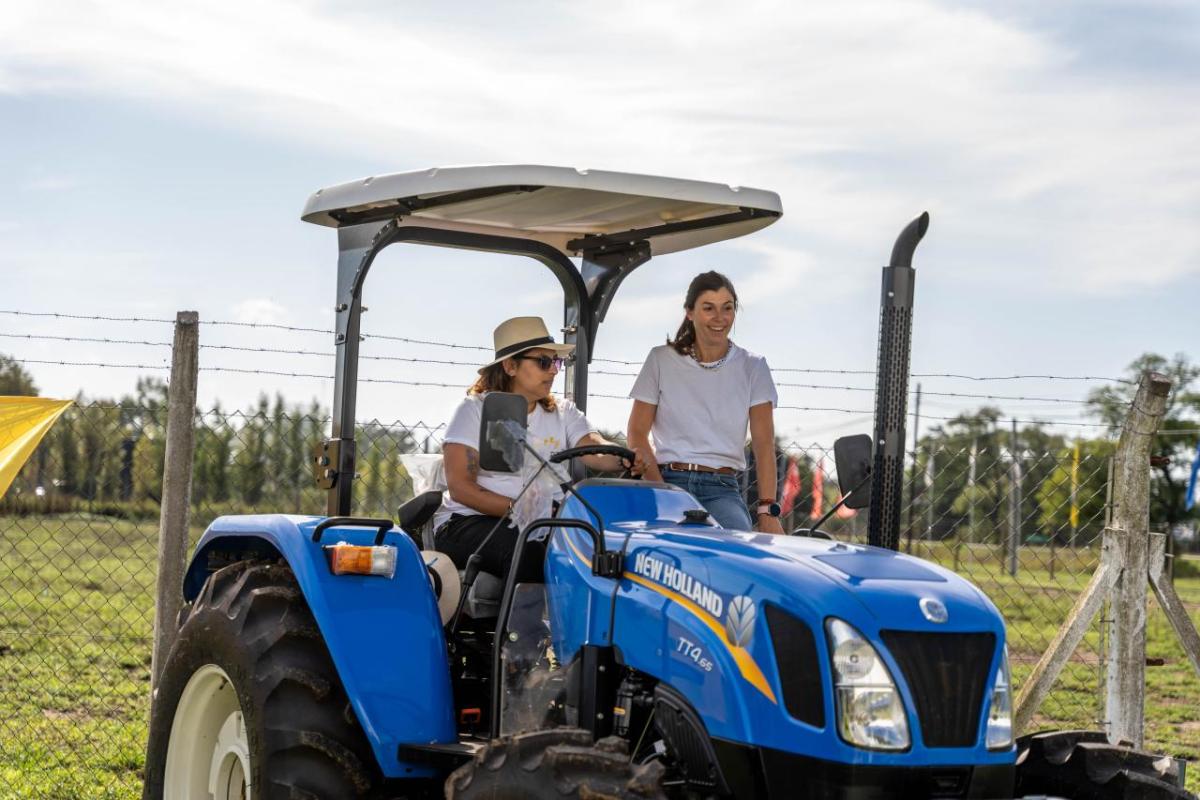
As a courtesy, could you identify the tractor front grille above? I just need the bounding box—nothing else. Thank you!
[880,631,995,748]
[764,605,825,728]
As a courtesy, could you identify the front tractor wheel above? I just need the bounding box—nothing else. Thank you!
[143,560,381,800]
[1015,730,1195,800]
[445,729,666,799]
[163,664,251,799]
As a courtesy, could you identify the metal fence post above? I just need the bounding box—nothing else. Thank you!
[1008,418,1021,577]
[150,311,200,695]
[1106,371,1171,747]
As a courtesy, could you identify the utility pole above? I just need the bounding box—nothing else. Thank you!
[968,437,978,544]
[905,383,922,552]
[1008,418,1021,577]
[925,443,935,542]
[1070,441,1080,549]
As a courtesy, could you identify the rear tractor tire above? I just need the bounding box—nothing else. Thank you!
[445,729,667,799]
[1015,730,1195,800]
[143,560,381,800]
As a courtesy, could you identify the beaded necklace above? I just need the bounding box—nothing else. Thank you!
[690,342,732,371]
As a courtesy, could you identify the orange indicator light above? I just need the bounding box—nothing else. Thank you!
[324,542,397,578]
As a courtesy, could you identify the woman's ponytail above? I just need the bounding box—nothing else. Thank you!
[668,318,697,355]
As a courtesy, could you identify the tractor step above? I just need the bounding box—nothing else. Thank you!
[397,739,485,770]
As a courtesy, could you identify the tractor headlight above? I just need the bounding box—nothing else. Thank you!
[825,618,910,750]
[985,648,1013,750]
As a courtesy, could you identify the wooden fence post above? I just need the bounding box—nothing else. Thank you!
[150,311,200,696]
[1013,528,1121,734]
[1013,370,1174,738]
[1148,532,1200,679]
[1106,371,1171,747]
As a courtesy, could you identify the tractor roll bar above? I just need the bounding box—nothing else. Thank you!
[321,221,616,516]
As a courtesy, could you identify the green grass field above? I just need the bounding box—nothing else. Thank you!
[1,515,1197,798]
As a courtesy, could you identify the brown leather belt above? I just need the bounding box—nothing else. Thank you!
[660,462,737,475]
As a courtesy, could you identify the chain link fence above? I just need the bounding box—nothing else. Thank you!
[0,402,1196,797]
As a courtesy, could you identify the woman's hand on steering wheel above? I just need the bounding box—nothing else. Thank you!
[548,444,642,478]
[627,446,649,478]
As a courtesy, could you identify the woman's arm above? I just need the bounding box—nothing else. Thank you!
[575,432,645,474]
[627,400,663,483]
[748,402,783,534]
[443,442,514,518]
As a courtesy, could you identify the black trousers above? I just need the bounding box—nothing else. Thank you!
[436,514,546,584]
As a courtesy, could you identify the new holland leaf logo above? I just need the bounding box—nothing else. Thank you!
[725,595,756,647]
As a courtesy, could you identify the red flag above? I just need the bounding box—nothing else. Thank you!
[810,459,824,520]
[781,457,801,515]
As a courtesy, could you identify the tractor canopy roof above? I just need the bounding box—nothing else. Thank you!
[300,164,782,257]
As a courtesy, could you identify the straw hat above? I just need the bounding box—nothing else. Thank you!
[479,316,574,374]
[422,551,461,625]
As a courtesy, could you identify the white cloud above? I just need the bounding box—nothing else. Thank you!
[232,298,289,326]
[0,0,1197,298]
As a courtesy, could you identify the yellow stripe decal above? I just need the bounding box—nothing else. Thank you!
[562,532,777,705]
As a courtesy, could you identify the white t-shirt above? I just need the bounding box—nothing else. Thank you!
[629,343,777,470]
[435,393,597,528]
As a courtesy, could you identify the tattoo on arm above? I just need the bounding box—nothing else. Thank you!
[466,449,479,479]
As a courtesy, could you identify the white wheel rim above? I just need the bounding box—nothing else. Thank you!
[163,664,252,800]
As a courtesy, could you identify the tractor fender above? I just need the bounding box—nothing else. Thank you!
[182,514,457,778]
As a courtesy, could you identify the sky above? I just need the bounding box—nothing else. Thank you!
[1,0,1198,445]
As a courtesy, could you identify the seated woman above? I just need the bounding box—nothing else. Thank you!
[437,316,641,582]
[627,271,783,533]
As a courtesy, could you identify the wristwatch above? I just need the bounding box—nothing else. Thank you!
[756,499,781,517]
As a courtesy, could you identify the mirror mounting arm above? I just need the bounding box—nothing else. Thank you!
[806,468,873,538]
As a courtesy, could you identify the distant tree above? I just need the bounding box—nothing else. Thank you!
[124,378,169,503]
[916,407,1007,541]
[915,406,1067,541]
[53,395,83,496]
[233,395,271,507]
[0,354,38,395]
[192,401,235,512]
[1035,439,1115,544]
[1086,353,1200,529]
[78,399,124,501]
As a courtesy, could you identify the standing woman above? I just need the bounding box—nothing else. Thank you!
[627,271,783,533]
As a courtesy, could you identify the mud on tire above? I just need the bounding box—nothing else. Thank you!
[1015,730,1195,800]
[143,560,381,799]
[445,728,667,799]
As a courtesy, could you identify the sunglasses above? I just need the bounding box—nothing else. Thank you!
[513,354,565,371]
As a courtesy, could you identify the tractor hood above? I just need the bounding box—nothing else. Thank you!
[619,525,1003,634]
[550,481,1009,761]
[560,480,1005,636]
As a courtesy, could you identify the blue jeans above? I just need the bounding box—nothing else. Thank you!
[662,468,753,530]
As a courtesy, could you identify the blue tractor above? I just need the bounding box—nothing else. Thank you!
[142,166,1191,799]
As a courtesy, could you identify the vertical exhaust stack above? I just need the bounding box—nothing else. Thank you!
[868,212,929,550]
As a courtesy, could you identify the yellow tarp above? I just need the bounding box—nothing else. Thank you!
[0,397,73,499]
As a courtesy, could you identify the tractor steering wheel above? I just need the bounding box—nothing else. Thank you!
[548,444,640,479]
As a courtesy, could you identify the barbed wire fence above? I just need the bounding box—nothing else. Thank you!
[0,308,1197,798]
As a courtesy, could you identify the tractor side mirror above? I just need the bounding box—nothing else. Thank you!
[833,434,873,510]
[478,392,528,473]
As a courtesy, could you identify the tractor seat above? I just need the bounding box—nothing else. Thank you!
[398,491,505,619]
[466,571,504,617]
[398,490,445,542]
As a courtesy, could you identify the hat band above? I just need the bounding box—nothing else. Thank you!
[495,336,555,360]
